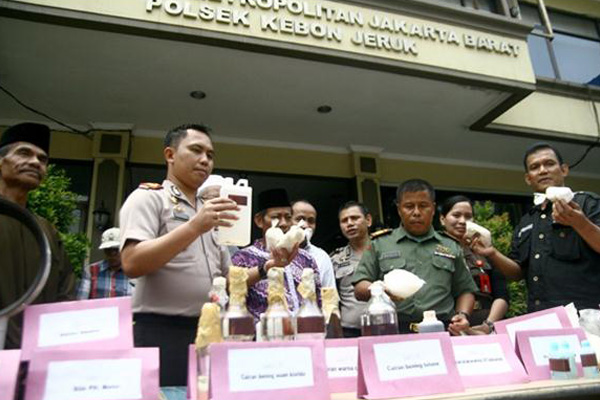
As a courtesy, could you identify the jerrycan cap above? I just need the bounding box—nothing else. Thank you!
[422,310,439,322]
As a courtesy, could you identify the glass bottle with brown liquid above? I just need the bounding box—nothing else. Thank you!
[222,266,255,341]
[295,268,325,340]
[361,281,399,336]
[261,267,295,341]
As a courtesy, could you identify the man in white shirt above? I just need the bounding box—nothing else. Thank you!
[291,200,336,288]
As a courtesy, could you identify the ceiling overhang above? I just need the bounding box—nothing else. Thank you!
[1,0,597,177]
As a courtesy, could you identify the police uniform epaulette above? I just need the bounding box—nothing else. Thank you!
[329,247,344,257]
[370,228,392,240]
[138,182,162,190]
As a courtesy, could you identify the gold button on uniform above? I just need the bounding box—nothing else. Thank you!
[534,253,540,259]
[541,214,547,219]
[559,232,566,238]
[535,300,541,305]
[533,276,539,282]
[539,234,545,240]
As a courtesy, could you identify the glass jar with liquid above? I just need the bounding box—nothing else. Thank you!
[361,281,399,336]
[261,267,295,341]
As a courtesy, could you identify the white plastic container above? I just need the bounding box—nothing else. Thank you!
[417,310,445,333]
[218,178,252,247]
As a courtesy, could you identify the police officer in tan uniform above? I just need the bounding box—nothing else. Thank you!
[120,123,238,386]
[330,201,372,337]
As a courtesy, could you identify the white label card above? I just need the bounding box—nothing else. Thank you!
[38,307,120,347]
[326,346,358,378]
[453,343,511,376]
[529,335,581,366]
[43,358,142,400]
[228,347,314,392]
[505,313,562,345]
[373,340,448,381]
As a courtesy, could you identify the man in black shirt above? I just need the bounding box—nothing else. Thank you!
[472,143,600,312]
[0,122,75,348]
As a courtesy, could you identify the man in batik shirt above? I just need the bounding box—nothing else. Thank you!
[231,188,321,319]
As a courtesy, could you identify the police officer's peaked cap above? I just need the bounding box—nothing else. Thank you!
[257,188,290,212]
[0,123,51,154]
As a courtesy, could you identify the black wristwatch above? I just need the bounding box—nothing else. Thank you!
[483,319,495,334]
[257,262,267,280]
[456,311,470,322]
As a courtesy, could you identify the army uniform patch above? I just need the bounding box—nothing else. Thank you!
[434,244,456,259]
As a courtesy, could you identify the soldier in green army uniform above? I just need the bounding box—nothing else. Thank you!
[353,179,477,334]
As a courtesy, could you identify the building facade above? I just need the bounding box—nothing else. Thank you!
[1,0,599,260]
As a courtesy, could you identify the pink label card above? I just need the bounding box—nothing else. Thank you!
[209,340,329,400]
[515,328,586,380]
[0,350,22,400]
[188,345,198,400]
[324,338,358,393]
[357,333,464,399]
[450,334,529,388]
[21,297,134,360]
[494,306,572,347]
[24,347,159,400]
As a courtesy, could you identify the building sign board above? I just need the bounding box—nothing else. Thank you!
[9,0,536,83]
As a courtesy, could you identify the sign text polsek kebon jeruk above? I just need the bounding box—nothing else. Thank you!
[146,0,521,57]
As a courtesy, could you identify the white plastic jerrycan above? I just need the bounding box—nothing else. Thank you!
[218,178,252,247]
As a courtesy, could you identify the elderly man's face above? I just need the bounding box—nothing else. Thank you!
[0,142,48,191]
[397,190,435,237]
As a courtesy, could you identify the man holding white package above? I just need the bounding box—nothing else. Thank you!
[231,188,321,319]
[119,123,238,386]
[472,143,600,312]
[352,179,477,334]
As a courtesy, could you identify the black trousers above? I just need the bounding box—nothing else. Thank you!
[134,313,198,387]
[342,327,362,338]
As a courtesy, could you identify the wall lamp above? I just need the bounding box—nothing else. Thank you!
[92,201,111,232]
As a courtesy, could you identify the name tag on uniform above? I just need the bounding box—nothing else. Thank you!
[379,251,401,261]
[434,252,456,260]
